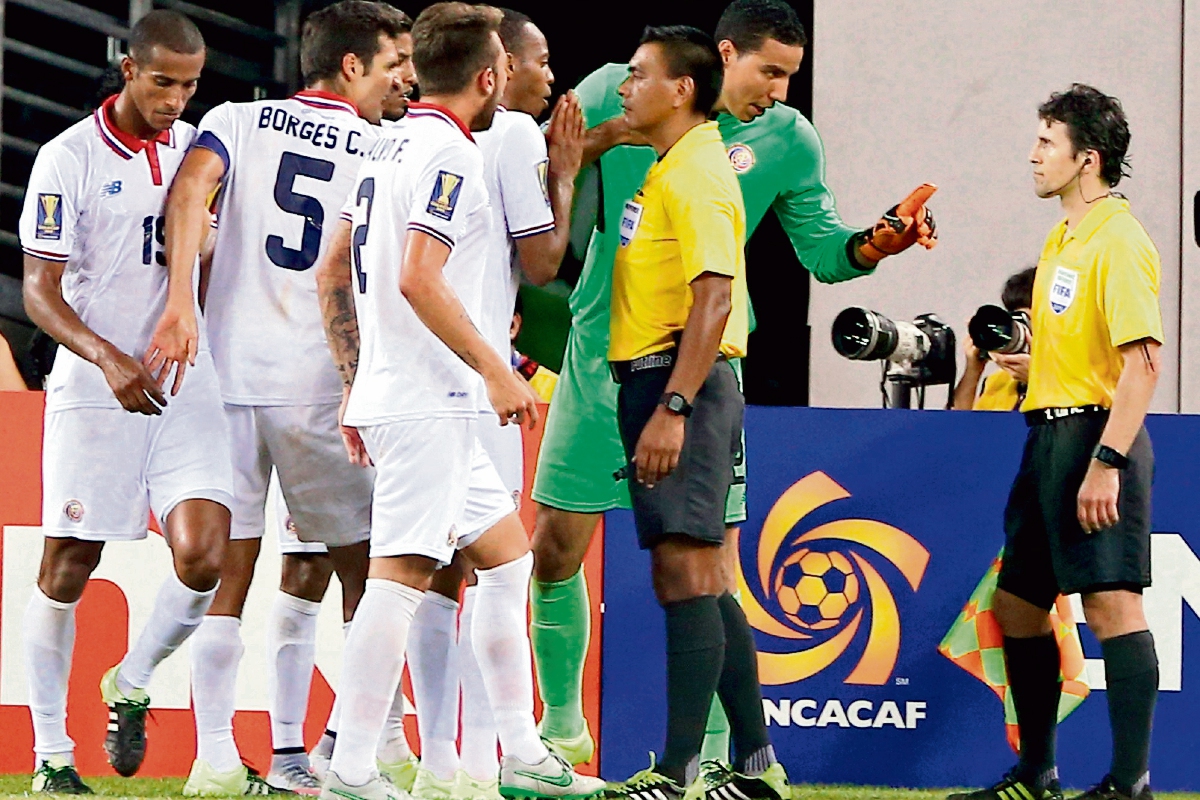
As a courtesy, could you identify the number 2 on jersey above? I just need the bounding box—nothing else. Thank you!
[351,178,374,293]
[267,151,335,271]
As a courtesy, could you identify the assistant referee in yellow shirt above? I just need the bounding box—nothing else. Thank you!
[953,85,1161,800]
[603,26,784,800]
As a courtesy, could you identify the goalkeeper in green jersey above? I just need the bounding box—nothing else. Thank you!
[528,0,938,769]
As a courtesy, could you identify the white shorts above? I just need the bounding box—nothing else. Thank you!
[266,472,328,556]
[225,403,373,549]
[475,411,524,508]
[41,352,233,541]
[362,417,515,564]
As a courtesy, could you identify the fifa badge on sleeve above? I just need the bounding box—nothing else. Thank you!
[36,194,63,240]
[427,171,463,221]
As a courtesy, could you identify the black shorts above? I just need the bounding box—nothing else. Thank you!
[997,409,1153,609]
[615,355,744,550]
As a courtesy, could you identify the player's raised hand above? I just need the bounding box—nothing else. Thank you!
[857,183,939,265]
[547,91,585,181]
[486,367,540,429]
[100,344,167,416]
[144,302,198,396]
[337,385,372,467]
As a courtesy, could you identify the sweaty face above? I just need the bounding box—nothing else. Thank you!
[506,24,553,117]
[124,46,205,132]
[1030,119,1087,198]
[618,43,681,134]
[356,34,403,125]
[719,38,803,122]
[382,32,417,120]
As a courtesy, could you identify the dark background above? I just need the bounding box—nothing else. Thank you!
[1,0,817,404]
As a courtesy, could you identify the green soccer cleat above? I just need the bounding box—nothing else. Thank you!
[948,773,1064,800]
[1069,776,1154,800]
[378,756,420,793]
[183,759,292,796]
[413,767,457,800]
[99,665,151,777]
[499,752,605,799]
[453,770,502,800]
[537,721,595,767]
[31,756,93,794]
[695,761,788,800]
[602,757,683,800]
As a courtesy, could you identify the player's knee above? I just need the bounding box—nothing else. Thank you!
[1081,590,1147,641]
[532,506,587,582]
[992,588,1053,637]
[37,545,100,603]
[280,554,333,603]
[174,543,225,592]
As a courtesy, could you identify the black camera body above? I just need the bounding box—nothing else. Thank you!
[968,305,1031,355]
[831,307,957,408]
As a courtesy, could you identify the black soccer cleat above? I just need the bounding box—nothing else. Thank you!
[100,665,151,777]
[1069,776,1153,800]
[947,773,1064,800]
[698,761,788,800]
[32,759,94,794]
[602,758,685,800]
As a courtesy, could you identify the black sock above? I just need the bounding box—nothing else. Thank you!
[715,593,774,775]
[1101,630,1158,795]
[1004,634,1061,787]
[659,596,725,786]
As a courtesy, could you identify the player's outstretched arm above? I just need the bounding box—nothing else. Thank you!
[853,183,939,267]
[24,253,166,415]
[400,230,538,429]
[146,146,226,395]
[518,92,585,286]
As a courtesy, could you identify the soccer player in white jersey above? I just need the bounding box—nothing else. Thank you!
[145,2,413,794]
[403,10,586,800]
[313,5,605,800]
[18,11,231,794]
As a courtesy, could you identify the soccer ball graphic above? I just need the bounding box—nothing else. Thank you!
[773,548,860,631]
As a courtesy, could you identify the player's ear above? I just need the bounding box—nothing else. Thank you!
[674,75,695,110]
[341,51,363,82]
[717,39,738,66]
[478,65,496,97]
[121,54,137,84]
[506,51,516,80]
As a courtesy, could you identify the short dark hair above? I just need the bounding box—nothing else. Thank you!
[301,0,413,87]
[129,10,205,63]
[639,25,723,116]
[498,8,534,55]
[412,2,504,95]
[714,0,807,53]
[1038,83,1131,187]
[1002,266,1037,312]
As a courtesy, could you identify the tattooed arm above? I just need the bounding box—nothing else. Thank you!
[316,219,369,465]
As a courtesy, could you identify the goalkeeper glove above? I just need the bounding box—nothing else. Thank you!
[855,183,938,265]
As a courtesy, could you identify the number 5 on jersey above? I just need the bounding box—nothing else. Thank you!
[268,151,335,271]
[351,178,374,293]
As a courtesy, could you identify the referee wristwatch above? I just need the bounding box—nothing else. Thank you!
[660,392,693,417]
[1092,444,1130,470]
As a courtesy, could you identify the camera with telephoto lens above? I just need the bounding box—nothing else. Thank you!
[831,307,957,408]
[968,305,1031,355]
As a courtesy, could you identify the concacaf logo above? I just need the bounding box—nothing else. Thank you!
[736,471,930,686]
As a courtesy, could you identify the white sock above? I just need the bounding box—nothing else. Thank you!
[471,553,547,765]
[328,579,423,786]
[190,615,244,774]
[458,585,499,781]
[376,670,413,764]
[408,591,461,780]
[119,570,216,693]
[268,592,321,752]
[23,587,77,761]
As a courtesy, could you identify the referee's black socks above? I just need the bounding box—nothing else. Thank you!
[716,593,776,776]
[1004,634,1061,789]
[1101,630,1158,796]
[660,596,726,786]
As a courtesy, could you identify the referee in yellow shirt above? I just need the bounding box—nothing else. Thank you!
[603,26,784,800]
[953,85,1161,800]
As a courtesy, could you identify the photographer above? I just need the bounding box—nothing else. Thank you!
[952,267,1036,411]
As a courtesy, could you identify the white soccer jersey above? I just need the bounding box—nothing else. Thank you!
[473,106,555,414]
[341,102,492,426]
[19,95,198,411]
[198,91,380,406]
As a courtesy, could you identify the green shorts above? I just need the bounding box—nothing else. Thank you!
[531,327,748,526]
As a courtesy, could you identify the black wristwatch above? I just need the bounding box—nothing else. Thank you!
[1092,444,1130,470]
[659,392,693,417]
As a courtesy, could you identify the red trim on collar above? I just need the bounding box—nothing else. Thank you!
[97,94,172,154]
[406,101,474,142]
[294,89,361,118]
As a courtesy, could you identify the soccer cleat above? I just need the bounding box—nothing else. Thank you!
[412,767,458,800]
[696,761,788,800]
[31,757,93,794]
[499,752,605,799]
[600,759,683,800]
[1068,776,1154,800]
[268,753,323,795]
[378,756,420,793]
[947,773,1064,800]
[320,770,410,800]
[537,721,595,766]
[183,759,291,796]
[453,771,502,800]
[99,665,151,777]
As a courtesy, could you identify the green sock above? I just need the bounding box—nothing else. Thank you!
[531,568,590,740]
[700,695,731,764]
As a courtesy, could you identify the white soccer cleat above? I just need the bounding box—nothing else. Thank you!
[267,752,322,795]
[319,770,410,800]
[453,770,502,800]
[499,753,605,799]
[412,766,457,800]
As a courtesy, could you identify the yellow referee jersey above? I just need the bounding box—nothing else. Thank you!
[608,121,748,362]
[1022,196,1163,412]
[974,369,1022,411]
